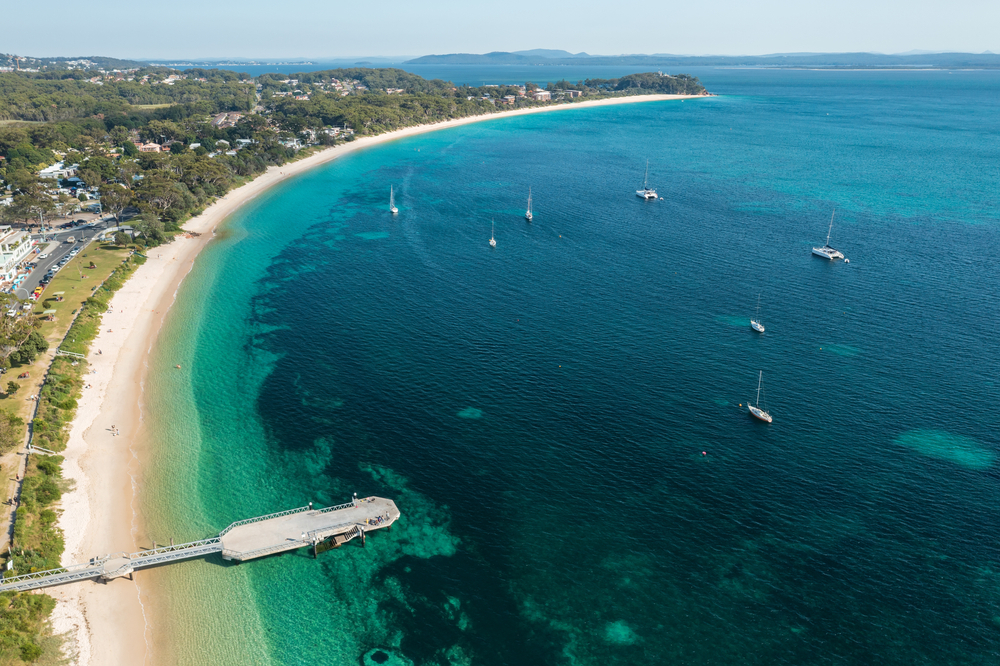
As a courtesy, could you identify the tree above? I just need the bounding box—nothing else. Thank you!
[109,126,130,147]
[0,409,23,450]
[133,214,166,245]
[99,184,133,221]
[10,331,48,365]
[6,381,19,396]
[135,175,181,216]
[122,141,139,157]
[113,231,130,247]
[117,159,140,189]
[77,168,102,188]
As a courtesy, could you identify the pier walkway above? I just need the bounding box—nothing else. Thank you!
[0,496,398,593]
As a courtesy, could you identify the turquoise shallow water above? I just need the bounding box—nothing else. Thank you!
[143,70,1000,665]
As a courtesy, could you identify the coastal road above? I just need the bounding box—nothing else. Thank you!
[15,217,120,299]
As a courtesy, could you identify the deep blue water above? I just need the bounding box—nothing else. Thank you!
[152,70,1000,665]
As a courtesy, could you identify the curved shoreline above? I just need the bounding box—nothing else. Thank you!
[50,92,703,665]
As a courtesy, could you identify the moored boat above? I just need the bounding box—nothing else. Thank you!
[748,371,772,423]
[812,210,844,260]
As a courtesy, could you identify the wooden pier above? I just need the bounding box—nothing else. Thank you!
[0,496,399,593]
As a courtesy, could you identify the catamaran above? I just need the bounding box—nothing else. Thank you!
[812,210,844,260]
[390,186,398,215]
[489,220,496,248]
[748,371,772,423]
[636,159,657,200]
[751,294,765,333]
[525,187,533,221]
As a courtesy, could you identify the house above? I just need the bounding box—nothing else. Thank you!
[235,139,253,148]
[0,226,36,282]
[566,90,582,98]
[189,143,202,150]
[501,96,516,105]
[138,143,161,153]
[39,162,78,181]
[531,91,552,101]
[211,113,243,129]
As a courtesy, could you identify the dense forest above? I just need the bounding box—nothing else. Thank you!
[584,72,706,94]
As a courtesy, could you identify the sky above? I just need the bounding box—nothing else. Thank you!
[6,0,998,60]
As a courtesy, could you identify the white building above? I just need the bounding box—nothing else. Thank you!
[38,162,78,181]
[0,227,36,282]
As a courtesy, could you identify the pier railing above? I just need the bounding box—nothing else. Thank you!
[218,501,356,537]
[0,538,226,592]
[0,560,96,586]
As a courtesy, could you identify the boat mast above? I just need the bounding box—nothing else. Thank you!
[826,210,835,246]
[756,371,762,407]
[643,159,649,190]
[528,187,532,213]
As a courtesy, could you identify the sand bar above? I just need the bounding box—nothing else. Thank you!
[48,92,703,665]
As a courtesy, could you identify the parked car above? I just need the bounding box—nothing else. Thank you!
[38,253,48,259]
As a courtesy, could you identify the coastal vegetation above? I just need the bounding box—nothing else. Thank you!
[0,245,142,664]
[0,66,705,241]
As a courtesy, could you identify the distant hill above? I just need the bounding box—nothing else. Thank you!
[406,52,544,65]
[512,49,591,59]
[405,51,1000,68]
[1,54,145,71]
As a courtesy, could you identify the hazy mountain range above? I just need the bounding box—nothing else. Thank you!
[4,50,1000,72]
[405,50,1000,68]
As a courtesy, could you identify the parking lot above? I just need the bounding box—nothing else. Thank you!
[17,216,120,300]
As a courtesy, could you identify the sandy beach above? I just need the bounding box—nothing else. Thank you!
[47,92,701,665]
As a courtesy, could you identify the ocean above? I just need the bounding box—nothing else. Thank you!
[139,69,1000,665]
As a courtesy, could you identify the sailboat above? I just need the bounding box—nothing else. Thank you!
[525,187,533,221]
[636,159,657,200]
[748,371,772,423]
[489,220,496,248]
[812,210,844,260]
[751,294,765,333]
[389,186,398,215]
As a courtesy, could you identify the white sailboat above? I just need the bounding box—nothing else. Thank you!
[489,219,496,248]
[389,186,398,215]
[748,371,772,423]
[751,294,765,333]
[812,210,844,260]
[636,159,657,200]
[525,187,533,221]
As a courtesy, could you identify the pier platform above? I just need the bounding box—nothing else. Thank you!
[0,496,399,593]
